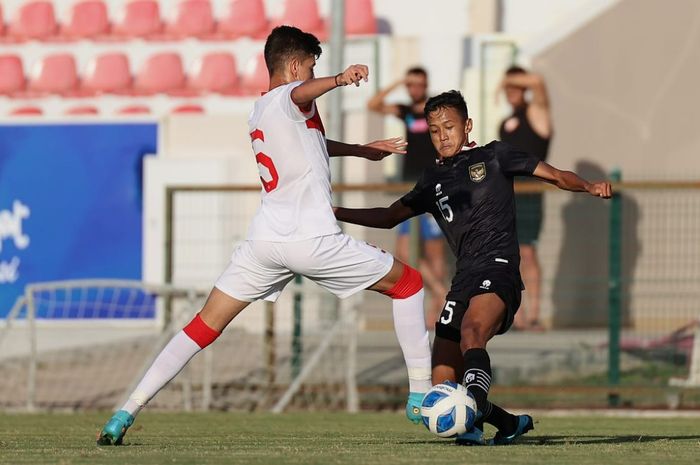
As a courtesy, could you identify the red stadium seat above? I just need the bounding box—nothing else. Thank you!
[117,104,151,114]
[274,0,326,39]
[218,0,268,38]
[62,1,110,39]
[114,0,163,38]
[9,1,58,40]
[0,55,25,95]
[172,103,205,114]
[0,5,5,36]
[83,53,131,94]
[189,52,239,94]
[345,0,377,35]
[134,52,186,94]
[240,53,268,95]
[29,54,79,95]
[10,106,43,116]
[65,105,99,115]
[168,0,215,38]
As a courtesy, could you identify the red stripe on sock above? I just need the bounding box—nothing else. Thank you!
[383,265,423,299]
[183,314,220,349]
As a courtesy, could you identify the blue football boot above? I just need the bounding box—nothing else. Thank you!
[96,410,134,446]
[489,414,534,445]
[455,425,486,446]
[406,392,425,424]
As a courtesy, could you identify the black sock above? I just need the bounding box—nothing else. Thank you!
[483,402,518,434]
[462,348,492,416]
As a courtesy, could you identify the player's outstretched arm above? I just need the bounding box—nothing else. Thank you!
[327,137,407,160]
[334,199,415,229]
[291,64,369,108]
[533,161,612,198]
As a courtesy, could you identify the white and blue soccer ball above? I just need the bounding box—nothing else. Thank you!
[420,381,477,438]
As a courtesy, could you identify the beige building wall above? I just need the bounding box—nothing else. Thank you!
[527,0,700,329]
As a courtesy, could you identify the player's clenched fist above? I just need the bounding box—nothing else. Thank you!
[335,64,369,87]
[587,181,612,198]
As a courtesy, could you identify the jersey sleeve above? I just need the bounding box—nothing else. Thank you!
[399,174,430,215]
[278,81,316,122]
[495,141,541,177]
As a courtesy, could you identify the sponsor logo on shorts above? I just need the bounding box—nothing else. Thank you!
[480,279,491,290]
[469,162,486,182]
[435,183,443,196]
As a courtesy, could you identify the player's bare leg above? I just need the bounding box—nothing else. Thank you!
[369,259,432,424]
[97,288,249,445]
[418,259,448,328]
[460,294,533,445]
[519,244,543,330]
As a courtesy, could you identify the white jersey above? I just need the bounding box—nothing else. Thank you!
[246,81,341,242]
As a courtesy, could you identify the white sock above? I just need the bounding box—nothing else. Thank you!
[121,330,202,416]
[392,288,432,393]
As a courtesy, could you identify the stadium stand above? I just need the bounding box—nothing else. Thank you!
[134,52,186,94]
[9,1,58,41]
[188,52,239,94]
[65,105,99,115]
[61,0,111,39]
[171,103,205,113]
[29,53,79,95]
[9,105,43,116]
[113,0,163,38]
[167,0,216,39]
[273,0,327,40]
[217,0,269,39]
[0,54,25,95]
[240,52,268,95]
[82,52,132,94]
[116,104,152,114]
[345,0,377,35]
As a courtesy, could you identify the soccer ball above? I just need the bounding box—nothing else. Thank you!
[420,381,477,438]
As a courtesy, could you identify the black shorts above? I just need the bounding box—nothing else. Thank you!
[435,263,523,342]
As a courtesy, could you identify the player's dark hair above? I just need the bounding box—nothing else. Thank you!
[264,26,322,75]
[424,90,469,121]
[505,65,527,75]
[406,66,428,78]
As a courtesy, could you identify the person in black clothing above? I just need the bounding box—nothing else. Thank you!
[336,90,611,445]
[368,67,446,326]
[498,66,552,331]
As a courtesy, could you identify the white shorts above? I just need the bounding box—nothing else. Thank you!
[215,233,394,302]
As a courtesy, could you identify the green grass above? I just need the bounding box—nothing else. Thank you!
[1,412,699,465]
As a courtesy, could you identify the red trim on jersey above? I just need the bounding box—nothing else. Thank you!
[250,129,265,142]
[382,264,423,299]
[306,109,326,135]
[183,314,221,349]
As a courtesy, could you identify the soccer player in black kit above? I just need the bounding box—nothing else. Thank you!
[335,90,611,445]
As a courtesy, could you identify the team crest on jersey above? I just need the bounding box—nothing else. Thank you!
[468,162,486,182]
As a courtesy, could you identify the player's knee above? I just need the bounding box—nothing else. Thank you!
[382,264,423,299]
[459,325,489,352]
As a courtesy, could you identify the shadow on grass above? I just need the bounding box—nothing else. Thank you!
[395,435,700,446]
[521,435,700,446]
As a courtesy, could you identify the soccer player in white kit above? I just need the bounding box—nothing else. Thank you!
[97,26,432,445]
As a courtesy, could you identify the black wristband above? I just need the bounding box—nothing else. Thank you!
[334,73,342,87]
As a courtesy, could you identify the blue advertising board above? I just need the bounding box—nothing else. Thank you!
[0,123,158,318]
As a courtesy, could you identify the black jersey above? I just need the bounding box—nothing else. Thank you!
[400,141,540,270]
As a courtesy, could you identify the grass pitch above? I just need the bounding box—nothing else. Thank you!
[1,412,699,465]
